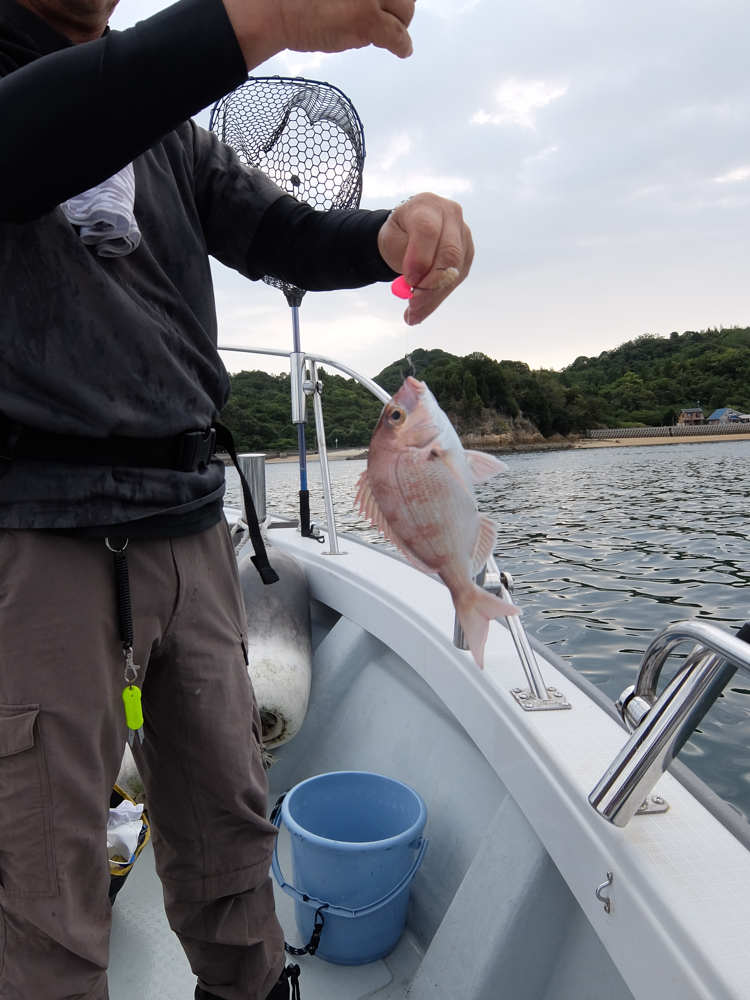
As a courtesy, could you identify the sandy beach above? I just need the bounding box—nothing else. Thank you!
[574,433,750,449]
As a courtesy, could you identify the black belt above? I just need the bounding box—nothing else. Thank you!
[0,420,218,472]
[0,417,278,585]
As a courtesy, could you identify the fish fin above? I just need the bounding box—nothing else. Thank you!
[455,584,519,669]
[470,514,498,578]
[355,470,435,576]
[355,469,394,535]
[355,470,389,535]
[465,451,508,484]
[354,468,370,512]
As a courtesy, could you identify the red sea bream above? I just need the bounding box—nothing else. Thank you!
[355,376,518,668]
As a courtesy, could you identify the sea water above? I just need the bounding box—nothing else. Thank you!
[227,439,750,824]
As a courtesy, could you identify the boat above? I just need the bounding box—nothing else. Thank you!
[109,344,750,1000]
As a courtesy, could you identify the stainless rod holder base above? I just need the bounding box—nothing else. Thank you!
[635,794,670,816]
[511,686,571,712]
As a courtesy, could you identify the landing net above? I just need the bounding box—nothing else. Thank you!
[209,76,366,306]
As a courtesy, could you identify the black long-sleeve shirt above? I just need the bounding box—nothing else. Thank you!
[0,0,395,532]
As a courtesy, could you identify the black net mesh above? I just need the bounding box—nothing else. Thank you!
[209,76,366,307]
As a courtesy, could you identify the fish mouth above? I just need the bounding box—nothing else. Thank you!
[392,376,424,413]
[385,377,439,446]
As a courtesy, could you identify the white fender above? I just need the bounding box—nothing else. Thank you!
[238,536,312,750]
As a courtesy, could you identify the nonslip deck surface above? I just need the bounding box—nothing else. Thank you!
[109,842,418,1000]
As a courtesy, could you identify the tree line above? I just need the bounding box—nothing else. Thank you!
[221,367,383,452]
[222,326,750,450]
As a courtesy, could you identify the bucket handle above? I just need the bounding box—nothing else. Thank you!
[271,808,428,920]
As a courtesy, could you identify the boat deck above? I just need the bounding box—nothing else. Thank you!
[109,839,422,1000]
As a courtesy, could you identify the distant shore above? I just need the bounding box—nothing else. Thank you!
[574,432,750,450]
[261,441,574,463]
[264,448,367,464]
[232,431,750,465]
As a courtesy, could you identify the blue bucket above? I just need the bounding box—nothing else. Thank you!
[271,771,427,965]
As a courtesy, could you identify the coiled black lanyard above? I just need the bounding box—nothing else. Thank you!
[106,537,144,745]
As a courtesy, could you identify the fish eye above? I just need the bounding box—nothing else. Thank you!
[390,409,403,423]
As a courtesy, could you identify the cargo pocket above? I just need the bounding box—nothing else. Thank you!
[0,705,57,896]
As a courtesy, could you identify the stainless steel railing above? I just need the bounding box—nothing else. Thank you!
[589,620,750,826]
[221,344,387,555]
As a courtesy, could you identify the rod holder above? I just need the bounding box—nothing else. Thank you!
[237,453,267,525]
[589,621,750,827]
[307,362,341,555]
[289,351,306,425]
[455,558,570,711]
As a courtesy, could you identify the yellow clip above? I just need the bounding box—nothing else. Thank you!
[122,685,144,732]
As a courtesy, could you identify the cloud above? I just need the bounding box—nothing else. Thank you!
[419,0,482,18]
[515,144,561,199]
[274,51,332,77]
[471,78,569,130]
[363,173,473,200]
[628,183,667,201]
[109,0,750,374]
[523,144,559,165]
[372,132,413,172]
[714,165,750,184]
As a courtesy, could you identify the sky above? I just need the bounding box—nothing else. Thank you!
[112,0,750,379]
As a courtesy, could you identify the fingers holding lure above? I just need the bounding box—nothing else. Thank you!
[391,266,460,299]
[379,193,473,324]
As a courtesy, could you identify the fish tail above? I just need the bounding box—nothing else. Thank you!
[454,584,519,670]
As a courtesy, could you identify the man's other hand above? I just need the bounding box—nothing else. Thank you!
[224,0,415,68]
[377,193,474,325]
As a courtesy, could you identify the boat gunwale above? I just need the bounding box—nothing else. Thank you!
[328,526,750,852]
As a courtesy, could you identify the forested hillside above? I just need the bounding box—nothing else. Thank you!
[562,327,750,427]
[221,367,382,452]
[222,326,750,450]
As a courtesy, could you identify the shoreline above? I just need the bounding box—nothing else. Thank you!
[230,432,750,465]
[263,448,368,464]
[574,432,750,450]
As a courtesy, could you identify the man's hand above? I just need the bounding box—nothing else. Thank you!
[224,0,415,69]
[377,194,474,325]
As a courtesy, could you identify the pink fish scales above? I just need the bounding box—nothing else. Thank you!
[355,376,518,669]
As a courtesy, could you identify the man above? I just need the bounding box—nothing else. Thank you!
[0,0,473,997]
